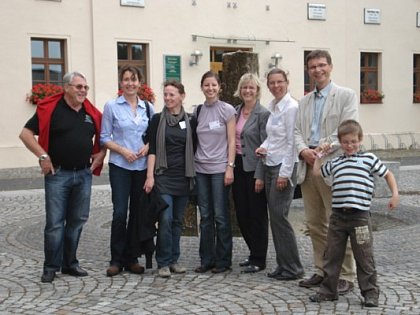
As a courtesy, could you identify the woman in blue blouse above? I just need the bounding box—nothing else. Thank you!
[100,65,154,277]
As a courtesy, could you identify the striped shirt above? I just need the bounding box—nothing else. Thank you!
[321,152,388,211]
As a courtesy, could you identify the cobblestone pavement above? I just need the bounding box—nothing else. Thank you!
[0,167,419,314]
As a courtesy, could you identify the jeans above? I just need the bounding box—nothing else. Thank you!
[155,194,189,268]
[109,163,146,267]
[44,167,92,272]
[196,172,232,268]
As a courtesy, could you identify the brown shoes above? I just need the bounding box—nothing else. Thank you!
[125,263,145,275]
[106,265,122,277]
[337,279,354,295]
[106,263,145,276]
[299,274,324,288]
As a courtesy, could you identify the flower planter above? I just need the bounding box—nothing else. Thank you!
[361,96,383,104]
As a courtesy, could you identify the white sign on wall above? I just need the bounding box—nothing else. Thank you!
[417,12,420,28]
[308,3,327,21]
[364,8,381,24]
[121,0,145,7]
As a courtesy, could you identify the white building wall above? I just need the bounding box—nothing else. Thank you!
[1,0,420,169]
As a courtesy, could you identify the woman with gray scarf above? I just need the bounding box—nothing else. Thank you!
[144,80,197,278]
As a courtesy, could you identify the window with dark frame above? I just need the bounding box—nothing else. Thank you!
[360,52,381,103]
[31,38,66,86]
[304,50,315,94]
[414,54,420,103]
[117,42,148,84]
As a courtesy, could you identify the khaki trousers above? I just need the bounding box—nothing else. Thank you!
[301,165,355,282]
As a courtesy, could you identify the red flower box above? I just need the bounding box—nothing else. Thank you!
[27,83,63,105]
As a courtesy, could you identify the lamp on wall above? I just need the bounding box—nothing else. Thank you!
[269,53,282,68]
[190,50,203,66]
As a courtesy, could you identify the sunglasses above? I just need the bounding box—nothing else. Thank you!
[69,84,90,91]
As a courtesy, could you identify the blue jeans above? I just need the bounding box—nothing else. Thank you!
[44,167,92,272]
[109,163,146,267]
[155,194,189,268]
[196,172,232,268]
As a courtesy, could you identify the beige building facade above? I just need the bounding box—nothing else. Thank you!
[1,0,420,169]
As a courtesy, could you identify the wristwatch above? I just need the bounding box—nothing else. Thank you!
[228,162,235,168]
[39,154,49,161]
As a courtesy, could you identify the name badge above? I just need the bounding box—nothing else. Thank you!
[179,121,186,129]
[209,120,221,130]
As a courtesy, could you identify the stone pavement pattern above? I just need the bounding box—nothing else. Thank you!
[0,168,420,314]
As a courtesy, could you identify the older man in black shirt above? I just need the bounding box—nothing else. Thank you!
[19,71,105,283]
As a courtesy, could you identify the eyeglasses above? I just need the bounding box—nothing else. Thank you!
[69,84,90,91]
[308,63,329,71]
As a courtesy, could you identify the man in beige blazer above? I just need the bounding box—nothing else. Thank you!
[294,50,358,294]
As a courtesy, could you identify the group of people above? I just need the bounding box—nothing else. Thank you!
[19,50,399,308]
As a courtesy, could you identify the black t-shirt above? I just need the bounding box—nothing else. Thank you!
[24,97,96,168]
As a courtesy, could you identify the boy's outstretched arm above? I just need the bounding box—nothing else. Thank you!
[385,170,399,209]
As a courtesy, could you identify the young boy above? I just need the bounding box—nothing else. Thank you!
[309,119,399,307]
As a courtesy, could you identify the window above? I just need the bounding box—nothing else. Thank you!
[31,38,66,86]
[304,50,315,94]
[414,54,420,103]
[360,52,382,103]
[117,42,148,83]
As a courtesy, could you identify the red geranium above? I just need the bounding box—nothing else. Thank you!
[361,89,384,101]
[27,83,63,105]
[117,83,156,103]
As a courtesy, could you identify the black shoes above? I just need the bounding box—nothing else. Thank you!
[309,292,338,302]
[211,266,231,274]
[194,265,214,273]
[238,258,250,267]
[267,267,283,278]
[364,295,379,307]
[242,265,265,273]
[274,273,304,281]
[41,270,56,283]
[61,266,88,277]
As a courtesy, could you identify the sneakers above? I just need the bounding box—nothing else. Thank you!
[158,266,171,278]
[337,279,354,295]
[309,292,338,303]
[364,294,379,307]
[299,274,324,288]
[170,263,186,274]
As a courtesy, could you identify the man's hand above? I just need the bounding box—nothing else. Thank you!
[300,148,318,166]
[91,148,106,172]
[39,157,55,175]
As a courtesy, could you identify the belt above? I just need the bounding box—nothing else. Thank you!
[54,164,90,171]
[333,207,362,214]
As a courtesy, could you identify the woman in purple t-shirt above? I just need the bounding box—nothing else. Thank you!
[194,71,236,274]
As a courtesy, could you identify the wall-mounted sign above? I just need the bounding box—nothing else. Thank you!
[307,4,326,21]
[164,55,181,82]
[364,8,381,24]
[120,0,145,8]
[417,12,420,28]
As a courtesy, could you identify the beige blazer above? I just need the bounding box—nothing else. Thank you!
[294,82,358,184]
